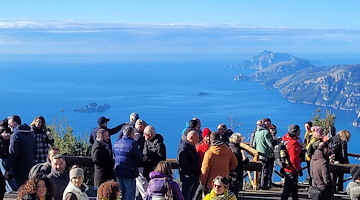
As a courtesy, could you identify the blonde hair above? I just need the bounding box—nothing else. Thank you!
[338,130,351,142]
[229,133,242,143]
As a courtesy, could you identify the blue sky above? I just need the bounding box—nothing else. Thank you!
[0,1,360,58]
[1,1,360,29]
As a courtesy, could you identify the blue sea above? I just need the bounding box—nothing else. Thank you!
[1,56,360,165]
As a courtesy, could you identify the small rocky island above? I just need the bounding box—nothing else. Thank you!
[73,103,110,113]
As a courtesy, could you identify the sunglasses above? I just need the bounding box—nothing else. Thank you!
[213,184,224,188]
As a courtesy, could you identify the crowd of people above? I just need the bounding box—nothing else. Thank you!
[0,113,357,200]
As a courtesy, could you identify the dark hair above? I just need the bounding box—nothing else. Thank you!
[212,176,229,187]
[305,121,313,127]
[209,132,221,143]
[30,116,47,132]
[48,147,60,154]
[97,128,108,138]
[262,118,271,123]
[8,115,21,125]
[17,174,55,200]
[188,120,198,129]
[98,180,121,200]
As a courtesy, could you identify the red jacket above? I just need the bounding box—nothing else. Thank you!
[196,141,210,163]
[282,133,302,173]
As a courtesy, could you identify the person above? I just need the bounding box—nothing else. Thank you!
[217,124,233,144]
[305,126,324,186]
[281,124,303,200]
[63,165,89,200]
[0,119,12,194]
[303,121,313,185]
[17,174,55,200]
[47,154,69,200]
[177,130,200,200]
[195,128,211,163]
[201,132,237,194]
[346,165,360,200]
[113,125,143,200]
[117,112,140,139]
[134,119,148,200]
[253,117,273,190]
[4,115,35,188]
[250,120,262,148]
[310,142,334,200]
[146,160,184,200]
[228,133,249,195]
[203,176,237,200]
[30,116,54,164]
[181,119,201,141]
[97,180,121,200]
[143,126,167,181]
[331,130,351,192]
[29,147,61,178]
[89,116,125,154]
[91,129,115,190]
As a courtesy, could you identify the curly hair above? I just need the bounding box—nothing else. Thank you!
[97,180,121,200]
[17,174,55,200]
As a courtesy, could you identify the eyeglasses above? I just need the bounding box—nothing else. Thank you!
[213,184,224,188]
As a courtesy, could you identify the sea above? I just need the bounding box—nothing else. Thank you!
[1,54,360,168]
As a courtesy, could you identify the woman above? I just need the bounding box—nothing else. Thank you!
[146,160,184,200]
[228,133,249,194]
[97,180,121,200]
[196,128,211,163]
[332,130,351,191]
[63,165,89,200]
[203,176,237,200]
[30,116,54,164]
[17,174,55,200]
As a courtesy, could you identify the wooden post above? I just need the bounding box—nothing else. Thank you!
[253,153,259,190]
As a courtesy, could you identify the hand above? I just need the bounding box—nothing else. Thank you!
[3,171,9,180]
[1,133,10,140]
[298,170,303,177]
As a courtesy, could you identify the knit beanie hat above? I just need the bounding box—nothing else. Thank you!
[70,167,84,180]
[311,126,323,138]
[202,128,211,139]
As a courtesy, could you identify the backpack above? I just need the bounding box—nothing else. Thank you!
[305,137,321,161]
[146,177,173,200]
[274,140,290,168]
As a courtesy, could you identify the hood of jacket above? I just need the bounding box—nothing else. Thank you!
[149,171,172,180]
[150,133,164,144]
[209,144,230,156]
[282,132,299,142]
[312,149,326,161]
[18,123,32,132]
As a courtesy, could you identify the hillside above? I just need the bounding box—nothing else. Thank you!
[234,51,360,126]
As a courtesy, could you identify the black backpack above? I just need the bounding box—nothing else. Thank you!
[274,140,289,168]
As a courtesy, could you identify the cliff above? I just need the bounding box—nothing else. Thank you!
[234,51,360,126]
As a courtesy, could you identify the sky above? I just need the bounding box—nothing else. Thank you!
[1,1,360,29]
[0,1,360,59]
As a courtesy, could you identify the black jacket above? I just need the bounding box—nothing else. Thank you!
[89,123,125,154]
[332,134,349,164]
[228,142,248,174]
[143,134,166,180]
[5,124,35,187]
[91,140,115,187]
[177,140,201,177]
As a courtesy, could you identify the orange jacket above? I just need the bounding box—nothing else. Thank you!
[200,144,238,189]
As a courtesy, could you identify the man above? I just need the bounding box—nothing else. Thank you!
[346,166,360,200]
[134,119,148,200]
[89,116,125,153]
[4,115,35,188]
[281,124,303,200]
[118,112,140,138]
[143,126,167,180]
[113,125,143,200]
[250,120,263,148]
[28,146,60,178]
[47,154,69,200]
[253,118,273,190]
[178,130,201,200]
[201,132,238,194]
[310,142,334,200]
[181,119,201,141]
[217,123,233,144]
[91,128,115,190]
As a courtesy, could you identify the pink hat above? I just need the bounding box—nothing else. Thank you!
[202,128,211,138]
[312,126,323,138]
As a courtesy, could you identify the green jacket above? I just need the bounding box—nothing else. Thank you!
[253,126,273,159]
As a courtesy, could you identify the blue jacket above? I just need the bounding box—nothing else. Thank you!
[113,136,142,179]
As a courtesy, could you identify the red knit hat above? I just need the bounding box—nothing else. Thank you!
[202,128,211,138]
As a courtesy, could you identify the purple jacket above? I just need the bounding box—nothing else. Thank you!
[148,171,184,200]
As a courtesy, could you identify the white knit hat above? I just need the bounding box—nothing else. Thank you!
[70,167,84,180]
